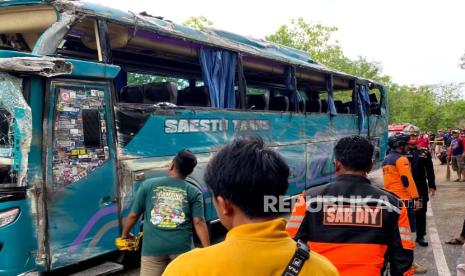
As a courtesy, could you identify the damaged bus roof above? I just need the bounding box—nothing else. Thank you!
[1,0,382,87]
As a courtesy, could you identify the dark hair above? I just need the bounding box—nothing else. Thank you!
[388,133,409,149]
[334,136,374,171]
[173,149,197,177]
[204,136,290,218]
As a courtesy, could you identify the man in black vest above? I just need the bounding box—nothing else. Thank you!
[406,132,436,247]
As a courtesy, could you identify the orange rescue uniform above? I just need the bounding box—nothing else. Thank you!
[382,151,419,200]
[286,175,414,276]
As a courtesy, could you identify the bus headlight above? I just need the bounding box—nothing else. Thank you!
[0,208,20,228]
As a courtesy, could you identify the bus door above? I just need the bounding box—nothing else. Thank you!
[45,80,119,269]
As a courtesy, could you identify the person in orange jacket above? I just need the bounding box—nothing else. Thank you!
[286,136,414,276]
[383,132,425,274]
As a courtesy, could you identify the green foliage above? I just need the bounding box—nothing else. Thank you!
[127,73,189,90]
[265,18,465,130]
[387,83,465,130]
[266,19,345,67]
[265,18,390,83]
[387,84,438,130]
[183,16,213,30]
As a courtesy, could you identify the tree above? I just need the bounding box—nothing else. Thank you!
[127,72,188,89]
[387,84,439,130]
[266,18,346,70]
[183,16,213,30]
[265,18,390,83]
[430,82,464,105]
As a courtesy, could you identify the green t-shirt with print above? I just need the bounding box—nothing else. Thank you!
[131,176,204,256]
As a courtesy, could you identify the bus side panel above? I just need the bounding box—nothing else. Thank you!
[116,109,385,222]
[303,115,359,188]
[370,115,389,165]
[0,198,38,276]
[306,141,337,188]
[47,162,118,268]
[275,145,307,196]
[120,111,361,158]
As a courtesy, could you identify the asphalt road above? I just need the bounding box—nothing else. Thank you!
[368,160,465,276]
[117,160,464,276]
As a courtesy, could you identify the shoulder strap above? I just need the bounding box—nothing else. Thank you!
[281,239,310,276]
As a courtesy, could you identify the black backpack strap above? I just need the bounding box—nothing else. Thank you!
[282,239,310,276]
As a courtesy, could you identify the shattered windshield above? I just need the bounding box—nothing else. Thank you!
[0,108,14,184]
[0,73,31,187]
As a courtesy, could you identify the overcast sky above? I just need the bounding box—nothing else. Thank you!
[96,0,465,86]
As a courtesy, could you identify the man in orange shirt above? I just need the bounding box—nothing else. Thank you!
[383,133,424,273]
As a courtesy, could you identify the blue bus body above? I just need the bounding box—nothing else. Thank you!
[0,1,388,275]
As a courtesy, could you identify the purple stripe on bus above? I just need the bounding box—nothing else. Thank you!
[68,205,118,253]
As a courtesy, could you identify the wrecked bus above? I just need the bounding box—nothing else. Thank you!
[0,1,388,274]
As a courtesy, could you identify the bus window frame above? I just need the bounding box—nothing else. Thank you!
[55,17,108,63]
[65,17,385,119]
[44,78,118,186]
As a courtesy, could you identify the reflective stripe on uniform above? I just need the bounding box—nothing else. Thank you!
[289,215,304,221]
[398,204,415,250]
[398,227,411,234]
[286,192,307,238]
[286,222,302,228]
[400,234,413,241]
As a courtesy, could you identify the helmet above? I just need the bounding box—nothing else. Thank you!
[388,133,410,149]
[404,125,420,136]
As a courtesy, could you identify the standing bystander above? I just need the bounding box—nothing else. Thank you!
[406,132,436,247]
[444,128,453,147]
[416,132,430,149]
[121,150,210,276]
[383,133,425,273]
[448,130,464,182]
[445,219,465,245]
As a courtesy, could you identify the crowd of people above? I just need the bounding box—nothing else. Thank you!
[414,128,465,171]
[118,131,463,276]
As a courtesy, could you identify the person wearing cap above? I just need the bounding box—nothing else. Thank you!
[406,132,436,247]
[383,133,424,274]
[448,130,464,182]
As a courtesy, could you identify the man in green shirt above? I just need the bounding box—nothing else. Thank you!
[121,150,210,276]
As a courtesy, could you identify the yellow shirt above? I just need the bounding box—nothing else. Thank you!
[163,218,339,276]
